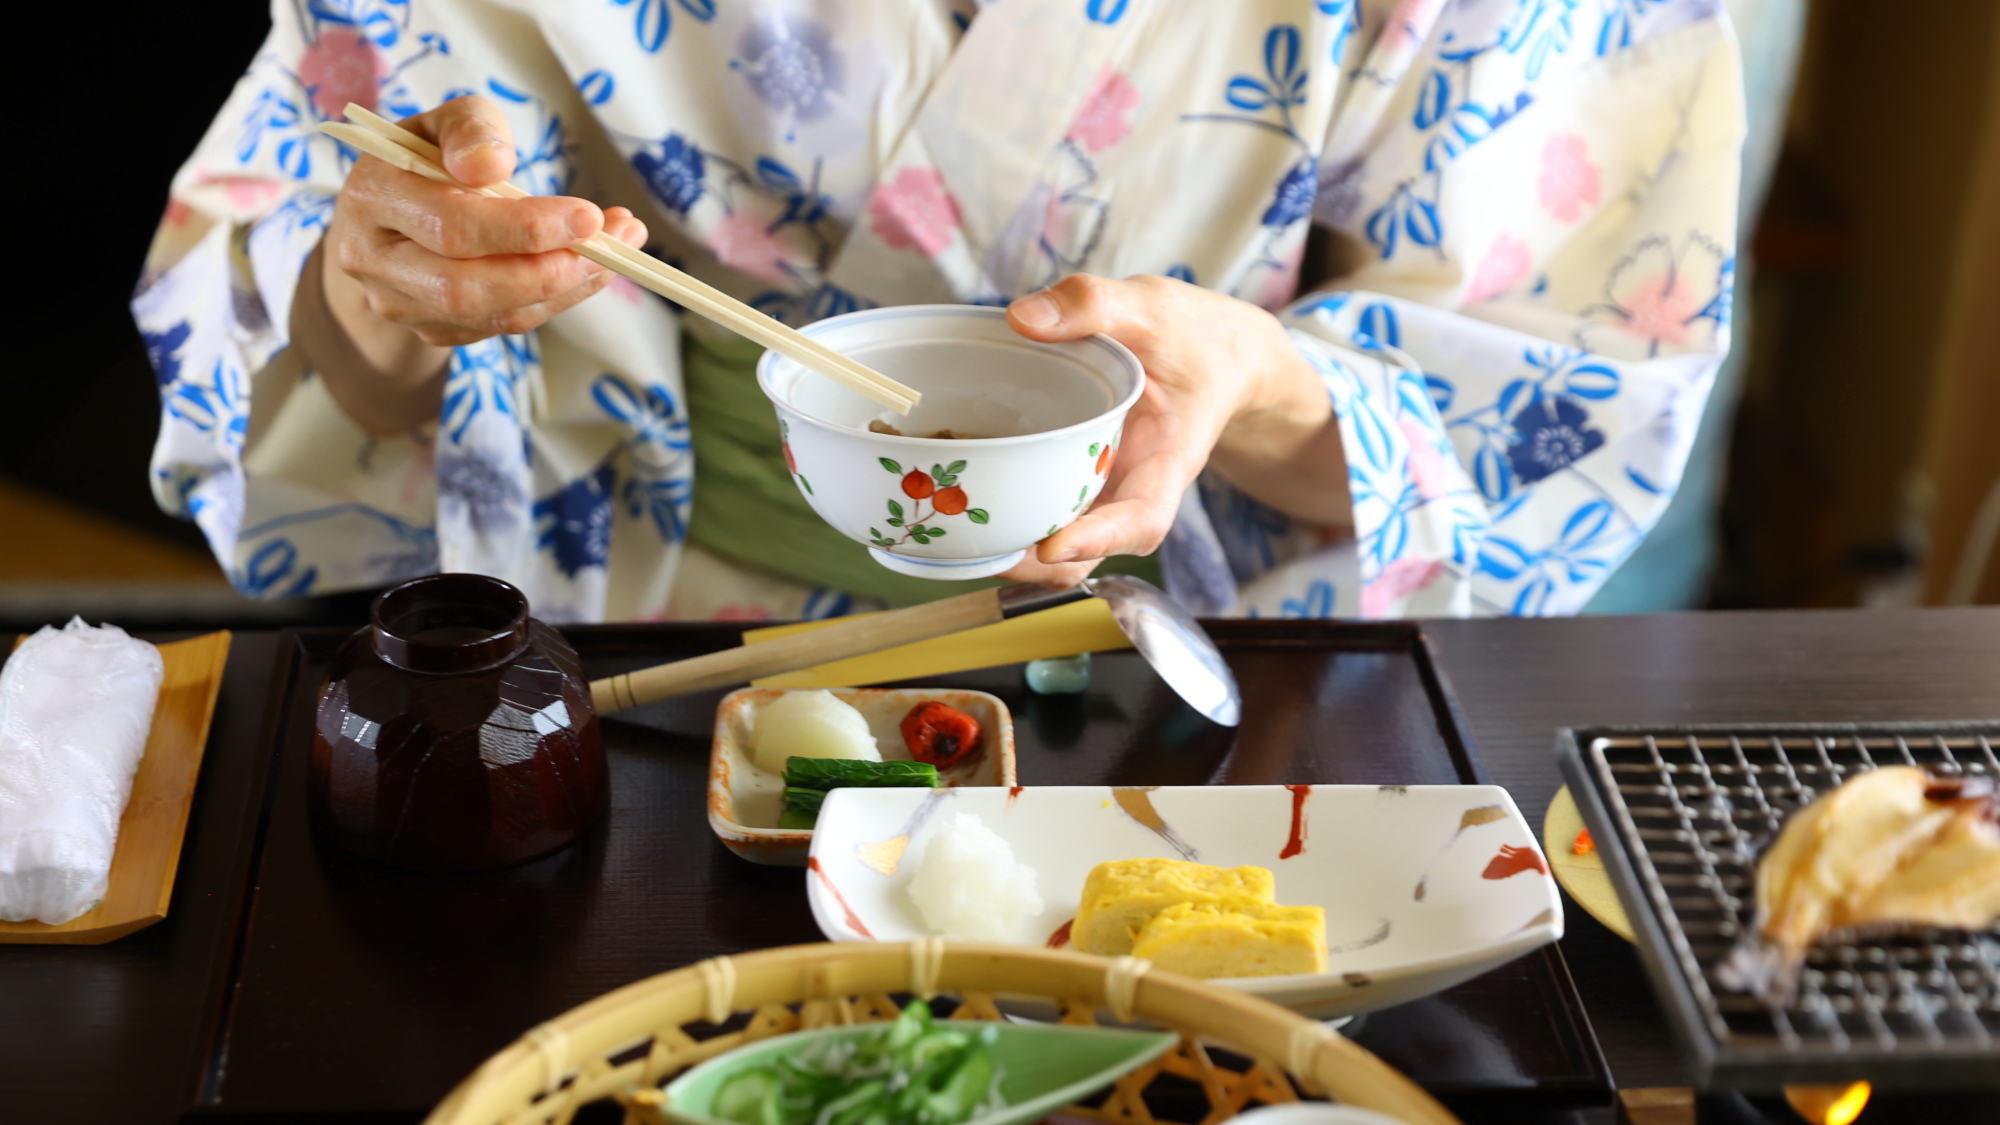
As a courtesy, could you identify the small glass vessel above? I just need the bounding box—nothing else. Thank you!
[308,574,607,872]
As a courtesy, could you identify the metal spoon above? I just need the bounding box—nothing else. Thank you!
[998,575,1241,726]
[590,575,1241,726]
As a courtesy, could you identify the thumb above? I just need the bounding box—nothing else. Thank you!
[1006,274,1152,346]
[428,95,517,188]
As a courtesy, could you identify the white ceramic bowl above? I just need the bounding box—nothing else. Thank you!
[706,687,1016,866]
[758,305,1146,580]
[804,784,1562,1019]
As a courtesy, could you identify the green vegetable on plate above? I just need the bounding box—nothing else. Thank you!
[783,758,940,790]
[662,1002,1178,1125]
[709,1000,1001,1125]
[779,758,939,831]
[783,787,828,814]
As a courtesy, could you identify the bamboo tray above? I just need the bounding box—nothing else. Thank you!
[426,941,1461,1125]
[0,631,231,944]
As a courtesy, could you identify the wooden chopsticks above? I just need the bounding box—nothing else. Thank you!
[318,104,919,415]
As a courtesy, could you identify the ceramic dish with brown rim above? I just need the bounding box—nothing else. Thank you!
[708,687,1015,865]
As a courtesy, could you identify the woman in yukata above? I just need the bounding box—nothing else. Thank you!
[139,0,1744,624]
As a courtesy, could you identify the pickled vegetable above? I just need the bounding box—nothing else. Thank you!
[708,1000,1005,1125]
[784,758,939,790]
[900,702,981,770]
[778,757,939,830]
[752,690,880,774]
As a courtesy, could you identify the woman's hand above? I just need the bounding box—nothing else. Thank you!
[298,95,647,434]
[998,274,1351,589]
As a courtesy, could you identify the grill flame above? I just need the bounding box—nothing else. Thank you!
[1784,1081,1872,1125]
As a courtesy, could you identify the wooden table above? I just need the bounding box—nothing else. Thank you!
[4,607,1996,1123]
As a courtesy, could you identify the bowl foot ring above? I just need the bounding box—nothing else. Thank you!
[867,548,1027,580]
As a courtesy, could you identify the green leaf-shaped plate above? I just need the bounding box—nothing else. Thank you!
[661,1021,1178,1125]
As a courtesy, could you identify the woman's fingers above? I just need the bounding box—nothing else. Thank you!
[1008,273,1158,346]
[326,110,651,345]
[347,157,602,257]
[1002,272,1289,572]
[367,268,614,345]
[394,94,520,188]
[361,240,599,327]
[1039,417,1203,563]
[998,552,1103,589]
[603,207,649,248]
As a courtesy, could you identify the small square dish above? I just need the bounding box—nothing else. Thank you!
[708,687,1015,866]
[804,784,1561,1018]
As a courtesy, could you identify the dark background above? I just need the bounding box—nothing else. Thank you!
[9,2,271,551]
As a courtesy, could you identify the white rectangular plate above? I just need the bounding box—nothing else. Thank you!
[806,784,1562,1019]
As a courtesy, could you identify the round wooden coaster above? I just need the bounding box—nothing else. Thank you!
[1542,785,1634,943]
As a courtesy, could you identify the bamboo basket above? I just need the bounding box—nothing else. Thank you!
[426,942,1461,1125]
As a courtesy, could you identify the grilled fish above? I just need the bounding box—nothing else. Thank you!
[1718,766,2000,1004]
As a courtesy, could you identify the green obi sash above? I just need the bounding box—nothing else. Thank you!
[680,328,1161,608]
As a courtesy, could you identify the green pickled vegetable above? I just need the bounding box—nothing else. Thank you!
[711,1066,783,1125]
[710,1000,1006,1125]
[777,758,939,831]
[783,786,827,814]
[782,757,939,790]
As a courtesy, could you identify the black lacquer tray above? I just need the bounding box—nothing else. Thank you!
[1558,722,2000,1091]
[191,622,1609,1120]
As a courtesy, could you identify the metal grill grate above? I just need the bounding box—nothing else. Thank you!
[1559,723,2000,1088]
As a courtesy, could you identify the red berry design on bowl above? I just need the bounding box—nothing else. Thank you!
[869,458,989,550]
[782,442,797,474]
[1097,444,1115,476]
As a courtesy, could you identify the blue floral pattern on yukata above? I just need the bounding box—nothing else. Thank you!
[137,0,1742,622]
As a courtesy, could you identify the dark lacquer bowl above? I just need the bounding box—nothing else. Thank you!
[308,573,607,872]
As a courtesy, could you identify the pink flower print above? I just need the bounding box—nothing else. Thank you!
[1615,272,1697,349]
[163,199,192,228]
[195,172,282,211]
[1066,70,1139,155]
[1361,557,1445,618]
[708,210,796,285]
[1463,234,1532,305]
[1538,133,1601,223]
[710,604,772,622]
[866,167,963,257]
[1381,0,1448,52]
[1254,243,1306,311]
[298,28,388,118]
[1398,417,1450,500]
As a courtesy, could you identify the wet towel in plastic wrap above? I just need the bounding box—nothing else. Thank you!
[0,619,163,924]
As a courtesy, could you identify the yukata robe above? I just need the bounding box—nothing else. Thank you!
[138,0,1744,622]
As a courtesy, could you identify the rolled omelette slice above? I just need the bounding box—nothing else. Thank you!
[1132,902,1329,979]
[1072,857,1276,956]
